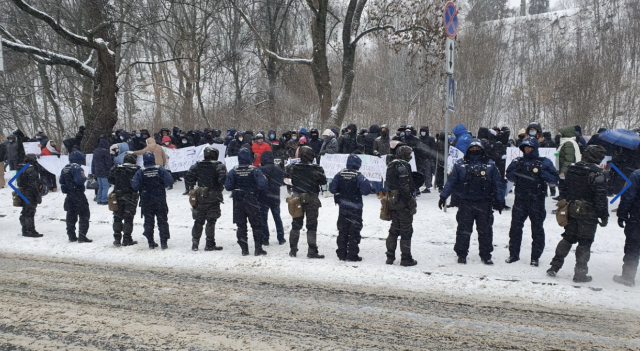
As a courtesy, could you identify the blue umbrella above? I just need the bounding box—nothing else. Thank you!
[598,129,640,150]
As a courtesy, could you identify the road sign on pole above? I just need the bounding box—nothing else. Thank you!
[444,2,458,39]
[445,37,455,74]
[447,76,455,111]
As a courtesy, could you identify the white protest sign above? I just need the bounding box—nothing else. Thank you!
[320,153,416,182]
[225,156,239,171]
[162,144,227,173]
[23,142,42,155]
[506,147,558,170]
[446,147,464,173]
[37,155,92,180]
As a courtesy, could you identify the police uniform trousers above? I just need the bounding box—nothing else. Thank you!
[454,200,494,260]
[620,221,640,281]
[20,192,38,235]
[192,194,222,241]
[386,202,414,261]
[142,200,170,244]
[508,196,546,260]
[113,193,138,237]
[550,217,598,275]
[233,197,263,252]
[290,195,321,254]
[64,192,90,239]
[336,207,363,260]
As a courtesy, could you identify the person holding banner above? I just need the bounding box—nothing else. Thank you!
[505,137,559,267]
[439,140,505,265]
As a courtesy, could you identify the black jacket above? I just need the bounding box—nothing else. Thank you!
[258,151,285,205]
[91,138,113,178]
[364,125,380,155]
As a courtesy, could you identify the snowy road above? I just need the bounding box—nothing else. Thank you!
[1,253,639,350]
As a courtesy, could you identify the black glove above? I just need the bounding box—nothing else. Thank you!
[599,217,608,227]
[438,198,446,210]
[493,202,505,214]
[618,218,626,228]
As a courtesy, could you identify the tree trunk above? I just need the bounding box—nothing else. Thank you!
[80,0,118,153]
[309,0,333,128]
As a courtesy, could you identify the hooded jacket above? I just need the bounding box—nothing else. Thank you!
[308,128,324,156]
[339,124,359,154]
[320,129,339,156]
[364,125,380,155]
[134,137,167,167]
[91,138,113,178]
[162,136,177,149]
[452,124,472,154]
[251,138,272,166]
[558,125,581,174]
[113,142,131,165]
[329,154,372,209]
[258,151,285,205]
[60,151,87,194]
[224,148,268,196]
[40,140,61,156]
[226,132,247,157]
[506,138,559,199]
[540,132,557,148]
[374,126,391,156]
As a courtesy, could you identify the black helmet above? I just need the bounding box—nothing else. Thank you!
[124,152,137,164]
[204,147,219,161]
[299,146,315,163]
[396,145,413,161]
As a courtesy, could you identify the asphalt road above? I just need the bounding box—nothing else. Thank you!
[0,253,638,350]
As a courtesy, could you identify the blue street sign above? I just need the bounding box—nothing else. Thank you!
[9,163,31,204]
[610,163,631,204]
[444,2,458,39]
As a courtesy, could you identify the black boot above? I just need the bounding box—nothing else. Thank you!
[385,232,398,263]
[573,268,592,283]
[255,243,267,256]
[113,233,122,247]
[204,238,223,251]
[613,262,637,287]
[192,237,200,251]
[289,229,300,257]
[161,240,168,250]
[550,186,556,196]
[122,234,138,246]
[399,239,417,266]
[78,234,93,243]
[68,233,78,242]
[306,231,324,259]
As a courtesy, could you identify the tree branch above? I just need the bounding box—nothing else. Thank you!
[117,57,196,77]
[0,37,95,78]
[227,0,312,65]
[9,0,91,48]
[352,25,427,46]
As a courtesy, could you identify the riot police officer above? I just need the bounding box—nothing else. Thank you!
[186,147,227,251]
[17,154,42,237]
[385,145,418,266]
[505,137,559,266]
[547,145,609,283]
[285,146,328,259]
[330,154,372,261]
[132,152,174,249]
[224,148,268,256]
[60,151,92,243]
[108,152,140,246]
[615,168,640,287]
[439,139,505,265]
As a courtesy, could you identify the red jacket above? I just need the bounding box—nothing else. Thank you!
[40,141,60,156]
[252,142,272,166]
[162,136,177,149]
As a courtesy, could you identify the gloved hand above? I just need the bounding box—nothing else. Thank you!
[438,198,446,210]
[493,202,505,214]
[599,218,608,227]
[618,218,626,228]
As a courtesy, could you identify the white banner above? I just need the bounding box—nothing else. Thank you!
[446,147,465,173]
[320,153,416,181]
[23,142,42,155]
[37,155,92,179]
[225,156,239,171]
[506,147,557,169]
[163,144,226,173]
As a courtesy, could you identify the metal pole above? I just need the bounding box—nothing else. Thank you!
[443,75,450,213]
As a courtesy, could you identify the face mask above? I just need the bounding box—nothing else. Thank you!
[292,136,297,141]
[257,141,263,145]
[164,142,170,146]
[529,130,537,136]
[468,149,483,157]
[120,136,124,140]
[182,140,187,144]
[136,134,141,138]
[421,132,426,137]
[364,133,368,136]
[400,132,405,137]
[239,137,244,142]
[270,134,275,139]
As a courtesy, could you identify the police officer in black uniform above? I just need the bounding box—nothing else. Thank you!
[225,148,268,256]
[132,152,174,249]
[285,146,327,259]
[186,147,227,251]
[439,139,504,265]
[60,151,92,243]
[17,154,43,237]
[615,168,640,287]
[385,145,418,266]
[329,154,372,261]
[505,137,559,266]
[108,153,140,247]
[547,145,609,283]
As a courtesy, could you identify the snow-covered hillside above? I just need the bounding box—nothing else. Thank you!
[0,183,637,311]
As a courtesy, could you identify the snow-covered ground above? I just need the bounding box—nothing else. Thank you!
[1,183,638,311]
